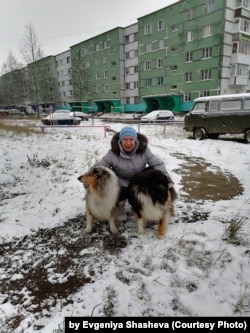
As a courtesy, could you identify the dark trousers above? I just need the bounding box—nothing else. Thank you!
[119,186,128,202]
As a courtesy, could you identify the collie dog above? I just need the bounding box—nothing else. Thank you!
[127,168,177,239]
[78,166,120,234]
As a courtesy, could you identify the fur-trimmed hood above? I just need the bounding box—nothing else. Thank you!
[110,132,148,155]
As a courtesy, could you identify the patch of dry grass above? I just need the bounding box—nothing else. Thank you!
[0,121,42,136]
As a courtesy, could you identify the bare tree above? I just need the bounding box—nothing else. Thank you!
[20,21,44,64]
[1,51,23,74]
[20,21,44,114]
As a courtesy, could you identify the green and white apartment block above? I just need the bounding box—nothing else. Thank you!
[1,0,250,114]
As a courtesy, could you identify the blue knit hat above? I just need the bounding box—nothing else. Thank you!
[119,126,137,140]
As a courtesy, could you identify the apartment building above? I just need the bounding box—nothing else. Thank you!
[70,27,125,113]
[56,50,73,107]
[138,0,250,113]
[1,0,250,113]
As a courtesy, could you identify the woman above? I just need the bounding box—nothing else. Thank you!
[97,126,171,202]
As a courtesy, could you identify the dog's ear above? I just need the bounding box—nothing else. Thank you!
[92,166,109,179]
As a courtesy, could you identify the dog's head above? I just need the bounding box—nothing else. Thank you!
[78,166,115,189]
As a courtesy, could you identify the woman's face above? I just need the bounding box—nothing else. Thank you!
[121,136,136,153]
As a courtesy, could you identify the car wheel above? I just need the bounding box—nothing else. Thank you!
[244,129,250,143]
[193,128,206,140]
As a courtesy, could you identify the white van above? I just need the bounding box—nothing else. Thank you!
[184,93,250,143]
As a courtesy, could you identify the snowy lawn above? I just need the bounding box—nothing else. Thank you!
[0,119,249,332]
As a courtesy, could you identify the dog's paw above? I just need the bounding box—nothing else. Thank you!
[157,234,164,239]
[84,226,92,233]
[138,228,145,235]
[110,226,118,234]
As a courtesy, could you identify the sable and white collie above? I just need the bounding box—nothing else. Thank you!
[127,167,177,239]
[78,166,120,234]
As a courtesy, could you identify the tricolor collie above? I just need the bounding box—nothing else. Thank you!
[128,167,177,239]
[78,166,120,234]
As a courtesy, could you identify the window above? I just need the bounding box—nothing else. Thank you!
[186,52,193,62]
[96,85,101,93]
[112,76,117,81]
[185,72,192,82]
[66,56,70,64]
[96,72,101,79]
[145,43,152,53]
[134,65,138,73]
[157,77,164,86]
[158,19,164,31]
[244,98,250,108]
[124,35,129,44]
[158,39,164,49]
[201,69,211,80]
[187,31,193,42]
[144,61,151,70]
[144,24,152,35]
[125,83,130,89]
[104,70,108,78]
[111,61,116,66]
[231,64,249,76]
[170,64,178,71]
[157,58,164,68]
[104,84,108,92]
[199,91,210,97]
[171,24,178,32]
[126,50,137,59]
[171,45,180,52]
[202,47,212,59]
[187,9,194,20]
[203,1,215,15]
[221,100,241,110]
[133,32,138,41]
[203,25,213,37]
[145,78,152,87]
[242,19,250,33]
[95,43,100,51]
[171,84,177,89]
[236,0,250,9]
[95,59,100,65]
[103,57,108,64]
[183,92,191,101]
[208,100,218,111]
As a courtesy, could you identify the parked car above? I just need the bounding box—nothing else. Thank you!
[69,111,89,121]
[140,110,175,122]
[54,109,70,113]
[41,113,81,125]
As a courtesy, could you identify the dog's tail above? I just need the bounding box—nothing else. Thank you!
[168,182,177,202]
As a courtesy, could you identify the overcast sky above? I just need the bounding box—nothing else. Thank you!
[0,0,177,68]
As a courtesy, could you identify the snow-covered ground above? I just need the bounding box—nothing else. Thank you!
[0,118,249,332]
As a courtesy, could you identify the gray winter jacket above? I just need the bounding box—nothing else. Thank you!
[97,131,170,187]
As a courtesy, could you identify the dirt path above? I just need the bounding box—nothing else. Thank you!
[173,153,243,202]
